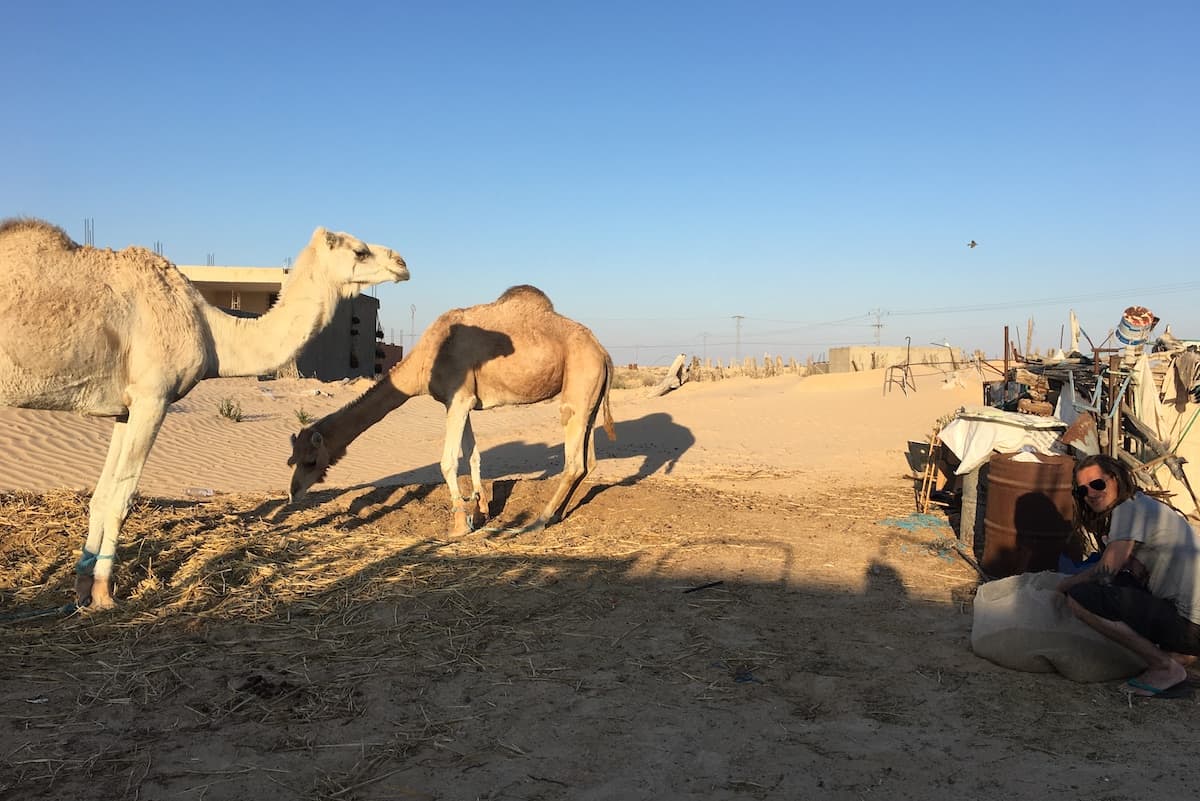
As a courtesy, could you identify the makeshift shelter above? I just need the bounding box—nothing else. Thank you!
[922,309,1200,578]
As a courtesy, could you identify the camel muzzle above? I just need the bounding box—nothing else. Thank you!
[287,482,307,504]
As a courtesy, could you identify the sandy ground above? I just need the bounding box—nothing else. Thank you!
[1,366,1196,800]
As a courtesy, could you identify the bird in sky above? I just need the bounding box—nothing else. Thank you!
[967,240,978,249]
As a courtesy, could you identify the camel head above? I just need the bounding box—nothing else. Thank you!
[287,426,335,502]
[303,227,410,298]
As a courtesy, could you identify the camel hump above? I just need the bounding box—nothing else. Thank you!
[0,217,79,250]
[496,284,554,311]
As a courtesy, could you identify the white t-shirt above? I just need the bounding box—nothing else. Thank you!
[1109,492,1200,624]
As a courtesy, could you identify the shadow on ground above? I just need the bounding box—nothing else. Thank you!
[1,480,1192,801]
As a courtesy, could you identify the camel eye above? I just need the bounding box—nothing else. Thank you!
[354,247,370,261]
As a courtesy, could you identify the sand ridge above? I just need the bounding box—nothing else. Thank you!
[0,367,979,500]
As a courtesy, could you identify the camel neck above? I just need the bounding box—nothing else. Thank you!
[202,255,341,377]
[318,370,418,457]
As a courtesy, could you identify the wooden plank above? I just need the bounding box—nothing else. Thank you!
[1119,402,1171,457]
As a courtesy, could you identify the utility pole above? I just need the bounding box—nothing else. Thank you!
[732,315,744,362]
[870,308,886,346]
[701,332,709,363]
[409,304,416,351]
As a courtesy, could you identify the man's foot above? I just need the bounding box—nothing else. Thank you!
[1168,652,1198,668]
[1125,661,1189,697]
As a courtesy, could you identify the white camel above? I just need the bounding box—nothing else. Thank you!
[0,218,409,609]
[287,285,615,535]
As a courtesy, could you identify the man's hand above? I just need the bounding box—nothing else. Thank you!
[1056,538,1137,594]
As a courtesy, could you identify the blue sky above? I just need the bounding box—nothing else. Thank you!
[3,2,1197,366]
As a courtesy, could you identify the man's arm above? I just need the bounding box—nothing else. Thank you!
[1057,539,1137,593]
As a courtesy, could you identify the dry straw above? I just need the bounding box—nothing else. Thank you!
[0,483,640,795]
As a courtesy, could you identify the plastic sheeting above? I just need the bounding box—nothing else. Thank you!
[938,405,1066,475]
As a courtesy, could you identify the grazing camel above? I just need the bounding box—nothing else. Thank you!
[0,218,409,609]
[287,285,615,535]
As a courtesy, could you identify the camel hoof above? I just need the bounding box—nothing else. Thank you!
[87,595,117,612]
[74,575,94,608]
[76,577,116,611]
[449,511,474,537]
[470,508,488,531]
[449,496,488,537]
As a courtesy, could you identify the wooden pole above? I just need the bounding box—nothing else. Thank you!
[1107,353,1121,456]
[1003,325,1010,379]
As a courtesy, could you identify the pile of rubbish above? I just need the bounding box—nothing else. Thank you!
[948,306,1199,520]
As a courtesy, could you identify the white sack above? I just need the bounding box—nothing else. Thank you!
[971,571,1146,682]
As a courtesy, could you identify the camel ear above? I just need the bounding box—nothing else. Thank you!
[310,431,324,448]
[324,230,343,249]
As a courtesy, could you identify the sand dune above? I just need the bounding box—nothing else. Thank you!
[0,366,980,500]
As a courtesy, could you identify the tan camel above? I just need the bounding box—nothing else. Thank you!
[0,218,409,609]
[287,285,615,535]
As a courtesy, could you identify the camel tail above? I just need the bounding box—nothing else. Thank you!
[601,353,616,441]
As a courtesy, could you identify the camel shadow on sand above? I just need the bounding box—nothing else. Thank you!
[275,411,695,531]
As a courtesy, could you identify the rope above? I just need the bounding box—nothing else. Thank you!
[0,601,80,623]
[1174,406,1200,451]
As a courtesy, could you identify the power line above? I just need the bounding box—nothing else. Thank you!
[577,282,1200,329]
[889,282,1200,316]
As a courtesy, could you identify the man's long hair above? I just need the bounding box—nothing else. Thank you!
[1072,453,1138,543]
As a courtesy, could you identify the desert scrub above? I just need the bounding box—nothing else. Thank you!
[611,366,664,389]
[294,408,314,425]
[218,398,244,422]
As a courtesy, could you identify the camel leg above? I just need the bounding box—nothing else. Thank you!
[461,416,490,520]
[76,398,168,609]
[533,402,591,530]
[77,420,127,606]
[442,397,476,536]
[586,410,598,470]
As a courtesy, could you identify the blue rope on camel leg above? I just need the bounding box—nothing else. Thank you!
[74,549,114,575]
[75,547,98,575]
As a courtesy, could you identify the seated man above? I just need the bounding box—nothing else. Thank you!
[1057,454,1200,696]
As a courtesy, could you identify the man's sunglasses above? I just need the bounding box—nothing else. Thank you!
[1073,478,1107,499]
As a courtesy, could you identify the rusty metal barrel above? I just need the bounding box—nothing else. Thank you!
[981,452,1080,577]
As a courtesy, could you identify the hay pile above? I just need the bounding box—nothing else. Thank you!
[0,483,646,793]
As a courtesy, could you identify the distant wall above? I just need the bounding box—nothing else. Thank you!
[377,342,404,375]
[829,345,966,373]
[194,287,276,314]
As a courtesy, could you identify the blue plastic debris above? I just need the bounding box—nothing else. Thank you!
[876,513,951,532]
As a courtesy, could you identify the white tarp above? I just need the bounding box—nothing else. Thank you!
[938,405,1066,475]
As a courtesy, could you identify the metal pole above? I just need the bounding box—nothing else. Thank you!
[1003,325,1010,381]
